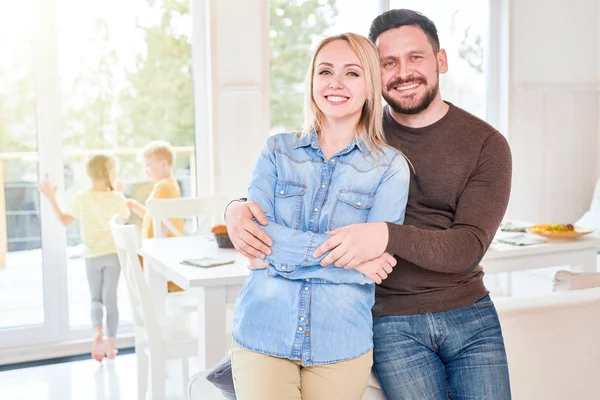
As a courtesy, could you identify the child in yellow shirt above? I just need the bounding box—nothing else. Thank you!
[127,140,184,292]
[39,153,130,363]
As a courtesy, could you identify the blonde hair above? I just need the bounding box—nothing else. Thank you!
[142,140,175,166]
[86,153,118,191]
[301,33,387,161]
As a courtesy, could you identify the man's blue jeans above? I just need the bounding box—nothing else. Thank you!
[373,295,511,400]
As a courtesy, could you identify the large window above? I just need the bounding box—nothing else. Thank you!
[0,0,196,349]
[269,0,491,131]
[55,0,195,330]
[0,0,45,330]
[389,0,489,119]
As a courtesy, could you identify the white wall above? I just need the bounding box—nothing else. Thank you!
[197,0,600,224]
[194,0,270,199]
[506,0,600,223]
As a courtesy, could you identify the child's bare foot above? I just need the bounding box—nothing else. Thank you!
[105,337,118,359]
[92,333,105,363]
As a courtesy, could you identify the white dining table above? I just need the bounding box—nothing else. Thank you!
[139,235,249,370]
[140,232,600,370]
[484,232,600,274]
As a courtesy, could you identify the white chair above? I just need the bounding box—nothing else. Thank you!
[110,215,198,400]
[145,196,228,312]
[146,196,228,238]
[496,288,600,399]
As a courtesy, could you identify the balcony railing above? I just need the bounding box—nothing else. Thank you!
[0,146,196,268]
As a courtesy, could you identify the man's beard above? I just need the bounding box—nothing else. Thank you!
[383,76,439,115]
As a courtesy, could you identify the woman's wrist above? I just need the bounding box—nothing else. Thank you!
[224,197,247,221]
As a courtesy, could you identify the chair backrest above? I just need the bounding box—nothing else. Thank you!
[495,288,600,400]
[553,270,600,292]
[146,196,228,238]
[109,215,162,348]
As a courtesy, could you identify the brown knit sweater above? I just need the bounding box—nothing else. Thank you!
[374,103,512,317]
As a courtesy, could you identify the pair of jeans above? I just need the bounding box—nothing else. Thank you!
[373,295,511,400]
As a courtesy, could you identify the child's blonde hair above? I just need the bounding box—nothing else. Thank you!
[142,140,175,166]
[86,153,118,191]
[301,32,386,160]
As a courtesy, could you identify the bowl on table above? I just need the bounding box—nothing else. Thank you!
[211,225,235,249]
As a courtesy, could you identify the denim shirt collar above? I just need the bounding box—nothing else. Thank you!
[293,132,370,157]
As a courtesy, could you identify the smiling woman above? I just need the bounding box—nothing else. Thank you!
[229,32,411,400]
[304,34,388,163]
[312,41,368,129]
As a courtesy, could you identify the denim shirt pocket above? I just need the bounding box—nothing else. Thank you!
[329,189,375,231]
[274,181,306,229]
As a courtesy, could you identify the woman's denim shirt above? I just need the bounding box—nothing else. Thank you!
[232,132,410,366]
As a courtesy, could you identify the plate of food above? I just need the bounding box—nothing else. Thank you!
[526,223,594,240]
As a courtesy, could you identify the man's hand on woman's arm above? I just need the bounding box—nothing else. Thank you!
[245,253,396,283]
[225,199,397,282]
[245,252,395,284]
[313,222,389,269]
[225,200,273,259]
[354,252,397,284]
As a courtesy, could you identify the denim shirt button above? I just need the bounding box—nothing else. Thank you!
[300,317,305,321]
[298,327,303,331]
[280,190,284,194]
[281,266,286,270]
[321,184,326,189]
[305,278,310,282]
[313,208,318,212]
[357,202,361,206]
[304,287,309,291]
[330,159,336,163]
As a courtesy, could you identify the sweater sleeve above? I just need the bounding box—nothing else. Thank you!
[385,133,512,273]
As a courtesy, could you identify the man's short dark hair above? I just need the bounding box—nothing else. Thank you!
[368,9,440,53]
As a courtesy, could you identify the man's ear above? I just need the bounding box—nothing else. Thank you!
[437,48,448,74]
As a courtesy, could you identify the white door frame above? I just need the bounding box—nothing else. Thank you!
[0,0,67,348]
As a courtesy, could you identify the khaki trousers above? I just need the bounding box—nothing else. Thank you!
[231,342,373,400]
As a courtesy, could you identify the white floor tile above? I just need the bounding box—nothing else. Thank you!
[0,354,227,400]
